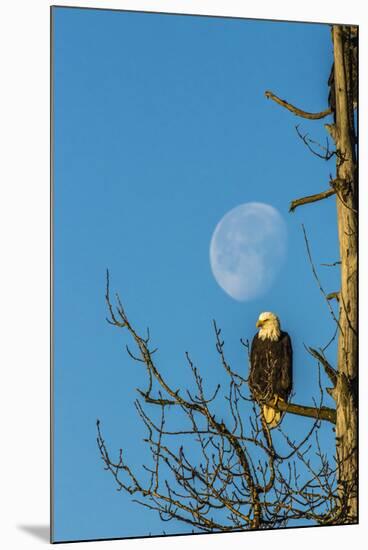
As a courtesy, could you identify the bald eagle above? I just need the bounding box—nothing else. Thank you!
[249,312,292,429]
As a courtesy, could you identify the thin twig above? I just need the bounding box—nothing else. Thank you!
[295,125,336,160]
[301,224,343,335]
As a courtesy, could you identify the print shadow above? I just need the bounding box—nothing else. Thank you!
[17,524,50,543]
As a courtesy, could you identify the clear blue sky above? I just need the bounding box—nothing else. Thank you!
[53,7,340,542]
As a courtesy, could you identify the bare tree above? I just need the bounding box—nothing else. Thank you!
[97,24,357,530]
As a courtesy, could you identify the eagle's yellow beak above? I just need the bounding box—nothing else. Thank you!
[256,320,264,328]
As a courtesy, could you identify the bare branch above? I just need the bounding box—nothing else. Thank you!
[326,292,340,302]
[295,125,336,160]
[289,188,336,213]
[265,90,333,119]
[321,261,341,267]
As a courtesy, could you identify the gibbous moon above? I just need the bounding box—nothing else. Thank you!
[209,202,287,301]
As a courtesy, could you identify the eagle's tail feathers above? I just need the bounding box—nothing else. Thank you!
[263,405,282,428]
[263,396,286,429]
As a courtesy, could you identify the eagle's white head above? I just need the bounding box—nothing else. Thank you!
[256,312,281,341]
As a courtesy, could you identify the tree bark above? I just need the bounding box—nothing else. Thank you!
[332,25,358,523]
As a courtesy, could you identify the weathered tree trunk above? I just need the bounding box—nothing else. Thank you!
[331,24,358,523]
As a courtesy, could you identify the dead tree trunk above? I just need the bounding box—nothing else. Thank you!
[330,25,358,523]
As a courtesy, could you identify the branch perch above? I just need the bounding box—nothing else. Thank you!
[265,399,336,424]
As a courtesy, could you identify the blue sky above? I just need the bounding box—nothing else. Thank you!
[53,7,340,542]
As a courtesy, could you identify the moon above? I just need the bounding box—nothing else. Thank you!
[209,202,287,301]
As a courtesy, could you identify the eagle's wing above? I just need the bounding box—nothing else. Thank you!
[249,335,263,400]
[249,335,257,389]
[279,332,292,398]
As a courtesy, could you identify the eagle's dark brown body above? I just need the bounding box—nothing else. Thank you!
[249,331,293,405]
